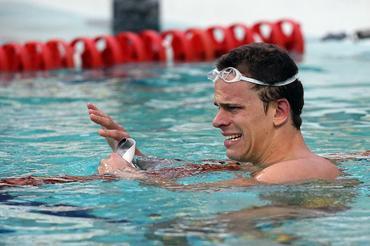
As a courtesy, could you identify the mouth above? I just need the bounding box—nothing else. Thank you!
[223,133,243,148]
[224,134,242,142]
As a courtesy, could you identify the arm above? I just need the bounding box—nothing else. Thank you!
[87,103,143,156]
[98,153,259,190]
[0,175,117,188]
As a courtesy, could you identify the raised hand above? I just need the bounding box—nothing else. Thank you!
[87,103,131,150]
[87,103,143,156]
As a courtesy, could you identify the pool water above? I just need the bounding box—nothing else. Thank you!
[0,40,369,245]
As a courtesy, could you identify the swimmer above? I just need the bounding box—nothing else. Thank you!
[87,43,343,188]
[2,43,368,189]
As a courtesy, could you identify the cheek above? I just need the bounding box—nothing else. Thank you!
[239,109,263,127]
[239,111,270,136]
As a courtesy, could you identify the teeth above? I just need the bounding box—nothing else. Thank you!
[225,134,242,141]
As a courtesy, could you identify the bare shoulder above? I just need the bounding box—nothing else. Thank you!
[254,156,341,184]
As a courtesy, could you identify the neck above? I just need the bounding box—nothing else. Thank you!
[258,129,311,167]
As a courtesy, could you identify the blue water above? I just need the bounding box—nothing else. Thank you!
[0,40,369,245]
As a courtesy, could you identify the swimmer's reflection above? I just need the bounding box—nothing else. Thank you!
[144,179,358,245]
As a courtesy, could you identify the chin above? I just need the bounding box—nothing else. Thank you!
[227,148,253,162]
[226,150,242,162]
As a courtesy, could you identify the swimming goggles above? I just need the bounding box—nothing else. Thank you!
[116,138,138,168]
[207,67,298,86]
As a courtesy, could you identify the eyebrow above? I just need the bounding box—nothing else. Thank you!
[214,101,243,107]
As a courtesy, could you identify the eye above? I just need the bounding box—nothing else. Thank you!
[226,105,242,112]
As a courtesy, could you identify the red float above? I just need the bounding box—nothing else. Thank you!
[185,28,214,61]
[0,19,304,73]
[252,21,286,47]
[275,19,304,54]
[71,37,103,69]
[140,30,166,61]
[0,46,9,71]
[162,30,193,62]
[116,32,146,62]
[44,39,74,70]
[206,26,234,57]
[95,35,124,67]
[228,23,255,48]
[19,41,45,71]
[1,43,22,72]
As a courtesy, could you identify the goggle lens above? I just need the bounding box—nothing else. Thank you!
[207,69,219,81]
[221,68,238,82]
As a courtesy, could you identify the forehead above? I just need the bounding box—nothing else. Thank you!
[213,79,259,103]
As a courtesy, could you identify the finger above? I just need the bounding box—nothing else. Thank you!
[106,137,118,151]
[88,109,109,118]
[87,103,125,130]
[99,129,129,141]
[90,114,120,130]
[87,103,109,118]
[87,103,108,121]
[89,114,110,127]
[87,103,99,110]
[89,112,125,131]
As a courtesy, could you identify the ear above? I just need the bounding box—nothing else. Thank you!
[272,99,290,127]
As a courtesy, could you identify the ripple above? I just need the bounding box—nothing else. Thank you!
[0,53,369,245]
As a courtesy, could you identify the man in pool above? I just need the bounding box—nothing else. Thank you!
[87,43,341,186]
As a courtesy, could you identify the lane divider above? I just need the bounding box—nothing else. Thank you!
[0,19,304,72]
[44,39,74,69]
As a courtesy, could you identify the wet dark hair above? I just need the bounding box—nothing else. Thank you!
[216,43,304,129]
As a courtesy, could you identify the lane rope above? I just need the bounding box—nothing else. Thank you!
[0,19,304,72]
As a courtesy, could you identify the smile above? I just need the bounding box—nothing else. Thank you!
[225,134,242,141]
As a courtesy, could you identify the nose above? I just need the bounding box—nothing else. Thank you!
[212,109,230,128]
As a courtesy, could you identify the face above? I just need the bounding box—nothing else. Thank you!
[212,79,275,163]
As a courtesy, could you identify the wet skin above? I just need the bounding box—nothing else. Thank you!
[87,77,340,187]
[211,79,340,184]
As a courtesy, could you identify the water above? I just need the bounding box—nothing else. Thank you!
[0,40,369,245]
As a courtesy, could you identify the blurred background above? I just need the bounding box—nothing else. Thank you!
[1,0,370,43]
